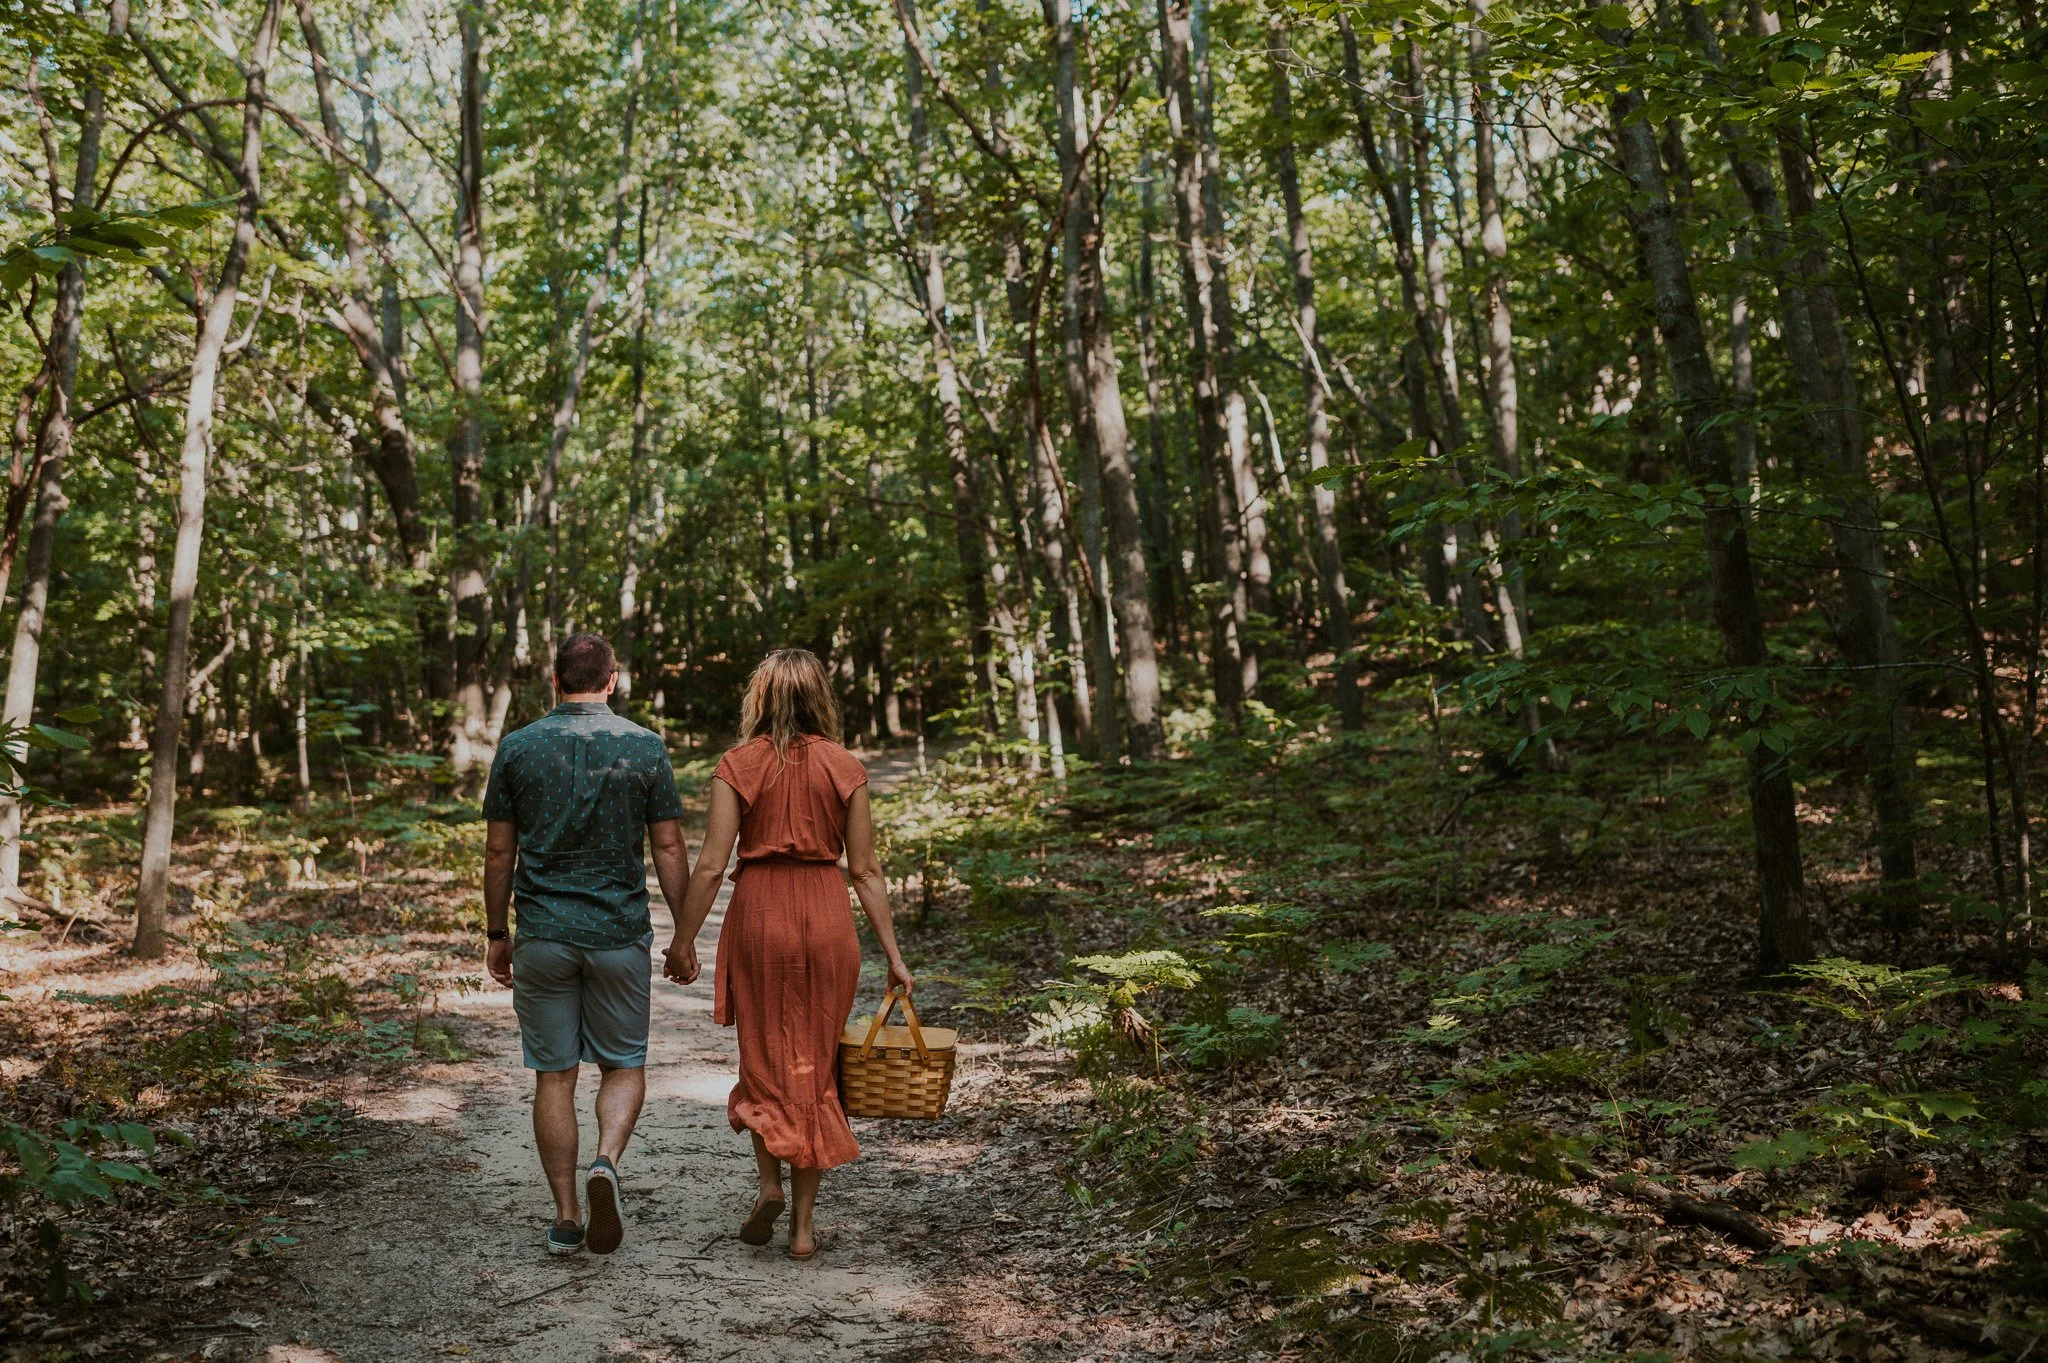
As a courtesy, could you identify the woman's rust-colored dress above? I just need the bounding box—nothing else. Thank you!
[712,734,869,1170]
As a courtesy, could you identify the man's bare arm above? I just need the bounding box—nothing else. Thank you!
[484,820,517,985]
[648,818,692,922]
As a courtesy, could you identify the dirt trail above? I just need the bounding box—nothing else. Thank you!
[254,752,965,1363]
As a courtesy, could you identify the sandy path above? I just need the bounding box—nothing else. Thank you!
[254,753,957,1363]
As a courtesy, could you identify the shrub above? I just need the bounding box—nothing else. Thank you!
[1166,1007,1284,1071]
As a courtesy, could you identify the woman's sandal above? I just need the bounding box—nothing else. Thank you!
[787,1229,830,1262]
[739,1197,785,1247]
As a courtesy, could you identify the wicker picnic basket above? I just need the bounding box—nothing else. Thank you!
[839,987,957,1120]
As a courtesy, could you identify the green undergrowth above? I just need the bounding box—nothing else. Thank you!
[881,694,2048,1359]
[3,793,491,1317]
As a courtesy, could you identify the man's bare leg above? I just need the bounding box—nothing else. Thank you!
[594,1064,645,1163]
[534,1067,581,1227]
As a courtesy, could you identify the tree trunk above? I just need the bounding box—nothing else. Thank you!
[1001,223,1093,748]
[1605,39,1809,974]
[0,0,124,890]
[1729,232,1759,501]
[1048,0,1160,759]
[1340,17,1497,655]
[1267,15,1360,731]
[1134,154,1184,652]
[901,0,1003,736]
[294,0,441,688]
[1048,3,1120,763]
[1403,34,1497,655]
[620,194,652,702]
[1776,133,1920,925]
[135,0,284,959]
[1157,0,1247,719]
[530,0,644,679]
[1688,3,1918,922]
[1470,0,1550,753]
[446,0,491,780]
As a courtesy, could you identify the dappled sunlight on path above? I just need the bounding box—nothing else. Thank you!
[250,754,957,1362]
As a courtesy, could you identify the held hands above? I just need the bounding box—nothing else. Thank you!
[663,938,701,986]
[486,938,513,987]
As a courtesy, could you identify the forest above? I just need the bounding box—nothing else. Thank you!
[1,0,2045,1356]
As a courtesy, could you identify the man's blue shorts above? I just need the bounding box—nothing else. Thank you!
[510,933,653,1071]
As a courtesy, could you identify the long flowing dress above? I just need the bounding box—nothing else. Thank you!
[712,733,869,1170]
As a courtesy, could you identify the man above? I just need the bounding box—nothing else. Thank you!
[482,632,690,1257]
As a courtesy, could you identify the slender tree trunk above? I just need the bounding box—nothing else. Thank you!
[1688,4,1918,921]
[0,0,125,890]
[901,0,1002,736]
[1340,17,1496,654]
[1002,225,1093,747]
[1048,0,1160,758]
[1730,232,1760,502]
[446,0,491,779]
[351,22,407,412]
[1403,34,1497,654]
[295,0,440,685]
[135,0,284,959]
[1470,0,1550,753]
[1048,0,1120,762]
[1605,35,1808,974]
[1267,17,1359,729]
[1777,134,1920,925]
[1192,0,1268,648]
[1134,155,1183,652]
[294,614,312,814]
[620,196,651,702]
[1158,0,1247,718]
[524,0,644,695]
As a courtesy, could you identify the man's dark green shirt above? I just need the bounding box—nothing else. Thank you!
[481,701,684,949]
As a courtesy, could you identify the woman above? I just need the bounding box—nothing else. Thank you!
[663,648,914,1260]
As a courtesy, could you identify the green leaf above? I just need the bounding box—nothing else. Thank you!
[1684,709,1710,739]
[1913,1092,1980,1122]
[94,1161,164,1189]
[1769,61,1809,88]
[1072,949,1201,989]
[1731,1129,1821,1170]
[151,198,238,229]
[1591,3,1632,27]
[1322,940,1395,973]
[88,224,173,251]
[1893,1022,1949,1053]
[1303,464,1351,487]
[53,706,99,725]
[114,1123,156,1156]
[29,724,89,751]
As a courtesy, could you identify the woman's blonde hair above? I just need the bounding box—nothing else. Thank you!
[739,648,841,760]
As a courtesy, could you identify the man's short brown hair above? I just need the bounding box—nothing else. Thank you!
[554,632,617,695]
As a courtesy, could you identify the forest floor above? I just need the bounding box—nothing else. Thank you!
[0,751,1185,1363]
[4,702,2048,1362]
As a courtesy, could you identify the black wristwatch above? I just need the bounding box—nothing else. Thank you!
[486,927,509,942]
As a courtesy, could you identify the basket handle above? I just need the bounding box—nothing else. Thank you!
[858,986,931,1063]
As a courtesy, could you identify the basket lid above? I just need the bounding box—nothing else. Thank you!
[842,1020,958,1052]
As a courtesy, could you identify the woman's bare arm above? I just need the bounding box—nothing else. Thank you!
[845,786,914,994]
[663,778,741,985]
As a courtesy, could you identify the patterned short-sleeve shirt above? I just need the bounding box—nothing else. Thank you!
[481,701,685,949]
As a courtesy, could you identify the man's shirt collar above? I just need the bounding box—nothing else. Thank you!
[552,700,614,717]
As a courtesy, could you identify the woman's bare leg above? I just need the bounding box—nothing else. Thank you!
[789,1166,822,1255]
[750,1131,785,1208]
